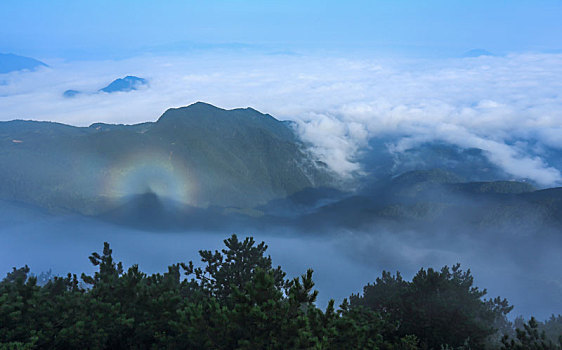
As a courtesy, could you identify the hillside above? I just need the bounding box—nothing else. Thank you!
[294,170,561,233]
[0,102,333,215]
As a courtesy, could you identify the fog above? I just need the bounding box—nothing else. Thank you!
[1,52,562,185]
[1,200,560,321]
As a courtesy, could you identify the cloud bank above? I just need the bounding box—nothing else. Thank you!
[1,52,561,185]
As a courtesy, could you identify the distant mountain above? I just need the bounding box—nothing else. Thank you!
[391,169,463,185]
[290,169,560,234]
[63,76,148,97]
[359,139,512,188]
[99,75,147,93]
[0,53,48,74]
[463,49,494,57]
[450,181,536,195]
[0,102,333,215]
[63,89,81,98]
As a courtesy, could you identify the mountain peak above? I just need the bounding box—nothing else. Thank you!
[186,101,225,110]
[99,75,147,93]
[463,49,494,58]
[0,53,48,74]
[156,102,279,125]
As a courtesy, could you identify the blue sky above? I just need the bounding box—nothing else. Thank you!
[2,0,562,59]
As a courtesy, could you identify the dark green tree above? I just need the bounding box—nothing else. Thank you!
[1,235,528,350]
[501,317,562,350]
[350,263,513,349]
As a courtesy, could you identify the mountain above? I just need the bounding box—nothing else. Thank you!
[1,102,561,233]
[292,169,560,234]
[360,139,511,185]
[63,89,81,98]
[63,76,148,97]
[0,53,48,74]
[0,102,333,215]
[99,75,148,93]
[463,49,494,57]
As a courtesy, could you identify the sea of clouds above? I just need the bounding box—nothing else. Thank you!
[1,51,562,186]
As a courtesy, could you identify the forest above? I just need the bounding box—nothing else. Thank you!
[1,234,560,350]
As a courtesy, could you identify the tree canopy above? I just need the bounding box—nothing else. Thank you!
[349,264,514,349]
[0,234,557,349]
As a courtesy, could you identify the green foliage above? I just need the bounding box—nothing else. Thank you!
[501,317,562,350]
[350,264,513,349]
[1,234,539,350]
[512,314,562,345]
[2,235,368,349]
[185,235,287,304]
[542,315,562,344]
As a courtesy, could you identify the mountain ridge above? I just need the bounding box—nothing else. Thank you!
[0,102,333,215]
[0,53,48,74]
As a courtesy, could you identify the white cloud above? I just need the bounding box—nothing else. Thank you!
[1,52,562,185]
